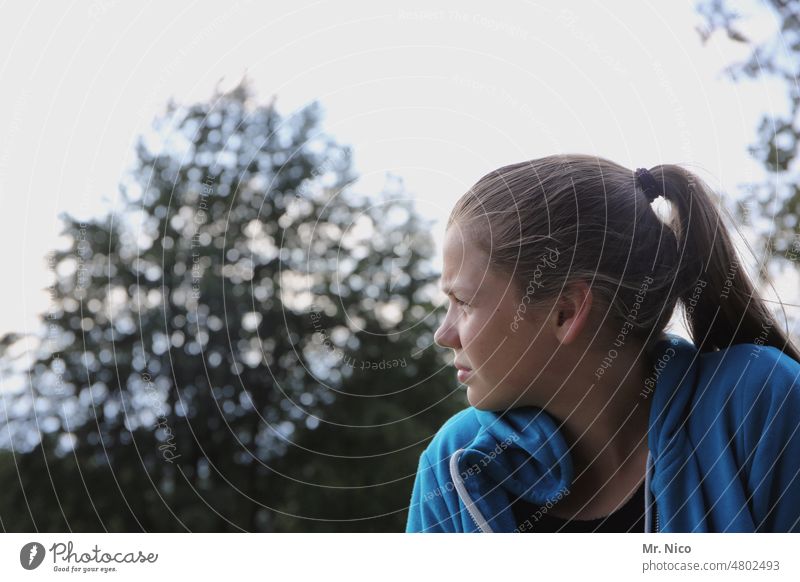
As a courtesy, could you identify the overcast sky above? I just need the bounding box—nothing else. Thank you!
[0,0,793,346]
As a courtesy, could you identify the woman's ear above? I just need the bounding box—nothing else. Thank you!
[552,280,593,345]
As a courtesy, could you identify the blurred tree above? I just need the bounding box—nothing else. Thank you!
[0,80,465,532]
[696,0,800,311]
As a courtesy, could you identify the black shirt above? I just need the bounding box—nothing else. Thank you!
[511,481,646,532]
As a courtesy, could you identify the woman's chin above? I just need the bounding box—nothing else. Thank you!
[466,384,502,411]
[466,382,525,412]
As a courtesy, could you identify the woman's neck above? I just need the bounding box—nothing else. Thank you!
[545,348,653,519]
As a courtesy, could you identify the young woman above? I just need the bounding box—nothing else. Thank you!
[405,154,800,533]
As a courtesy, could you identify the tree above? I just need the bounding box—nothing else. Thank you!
[0,79,464,532]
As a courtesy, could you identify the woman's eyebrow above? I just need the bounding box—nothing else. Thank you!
[440,281,457,296]
[440,283,471,298]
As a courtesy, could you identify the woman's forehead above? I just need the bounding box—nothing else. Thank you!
[440,228,509,302]
[442,229,490,274]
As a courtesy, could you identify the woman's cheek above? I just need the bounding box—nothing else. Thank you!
[460,318,481,348]
[462,319,491,364]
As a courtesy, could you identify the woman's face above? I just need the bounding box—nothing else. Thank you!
[433,225,563,411]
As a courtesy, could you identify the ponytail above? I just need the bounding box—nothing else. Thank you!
[652,164,800,362]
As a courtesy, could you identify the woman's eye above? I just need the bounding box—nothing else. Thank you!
[454,297,469,307]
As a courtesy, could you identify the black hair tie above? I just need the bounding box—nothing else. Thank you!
[635,167,660,202]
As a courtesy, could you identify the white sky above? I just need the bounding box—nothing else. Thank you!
[0,0,795,344]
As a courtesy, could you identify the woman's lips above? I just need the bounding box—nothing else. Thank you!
[456,367,472,383]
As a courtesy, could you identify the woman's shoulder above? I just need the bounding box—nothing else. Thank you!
[704,342,800,531]
[697,341,800,423]
[701,342,800,392]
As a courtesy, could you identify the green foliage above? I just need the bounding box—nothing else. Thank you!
[0,80,465,532]
[697,0,800,279]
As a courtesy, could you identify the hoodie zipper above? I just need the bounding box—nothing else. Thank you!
[645,450,660,533]
[449,449,494,533]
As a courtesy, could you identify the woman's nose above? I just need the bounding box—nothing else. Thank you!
[434,313,460,349]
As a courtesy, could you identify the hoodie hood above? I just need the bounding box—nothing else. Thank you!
[451,405,573,531]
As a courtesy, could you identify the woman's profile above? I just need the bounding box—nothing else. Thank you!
[405,154,800,533]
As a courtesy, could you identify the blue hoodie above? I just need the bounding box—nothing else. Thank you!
[405,333,800,532]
